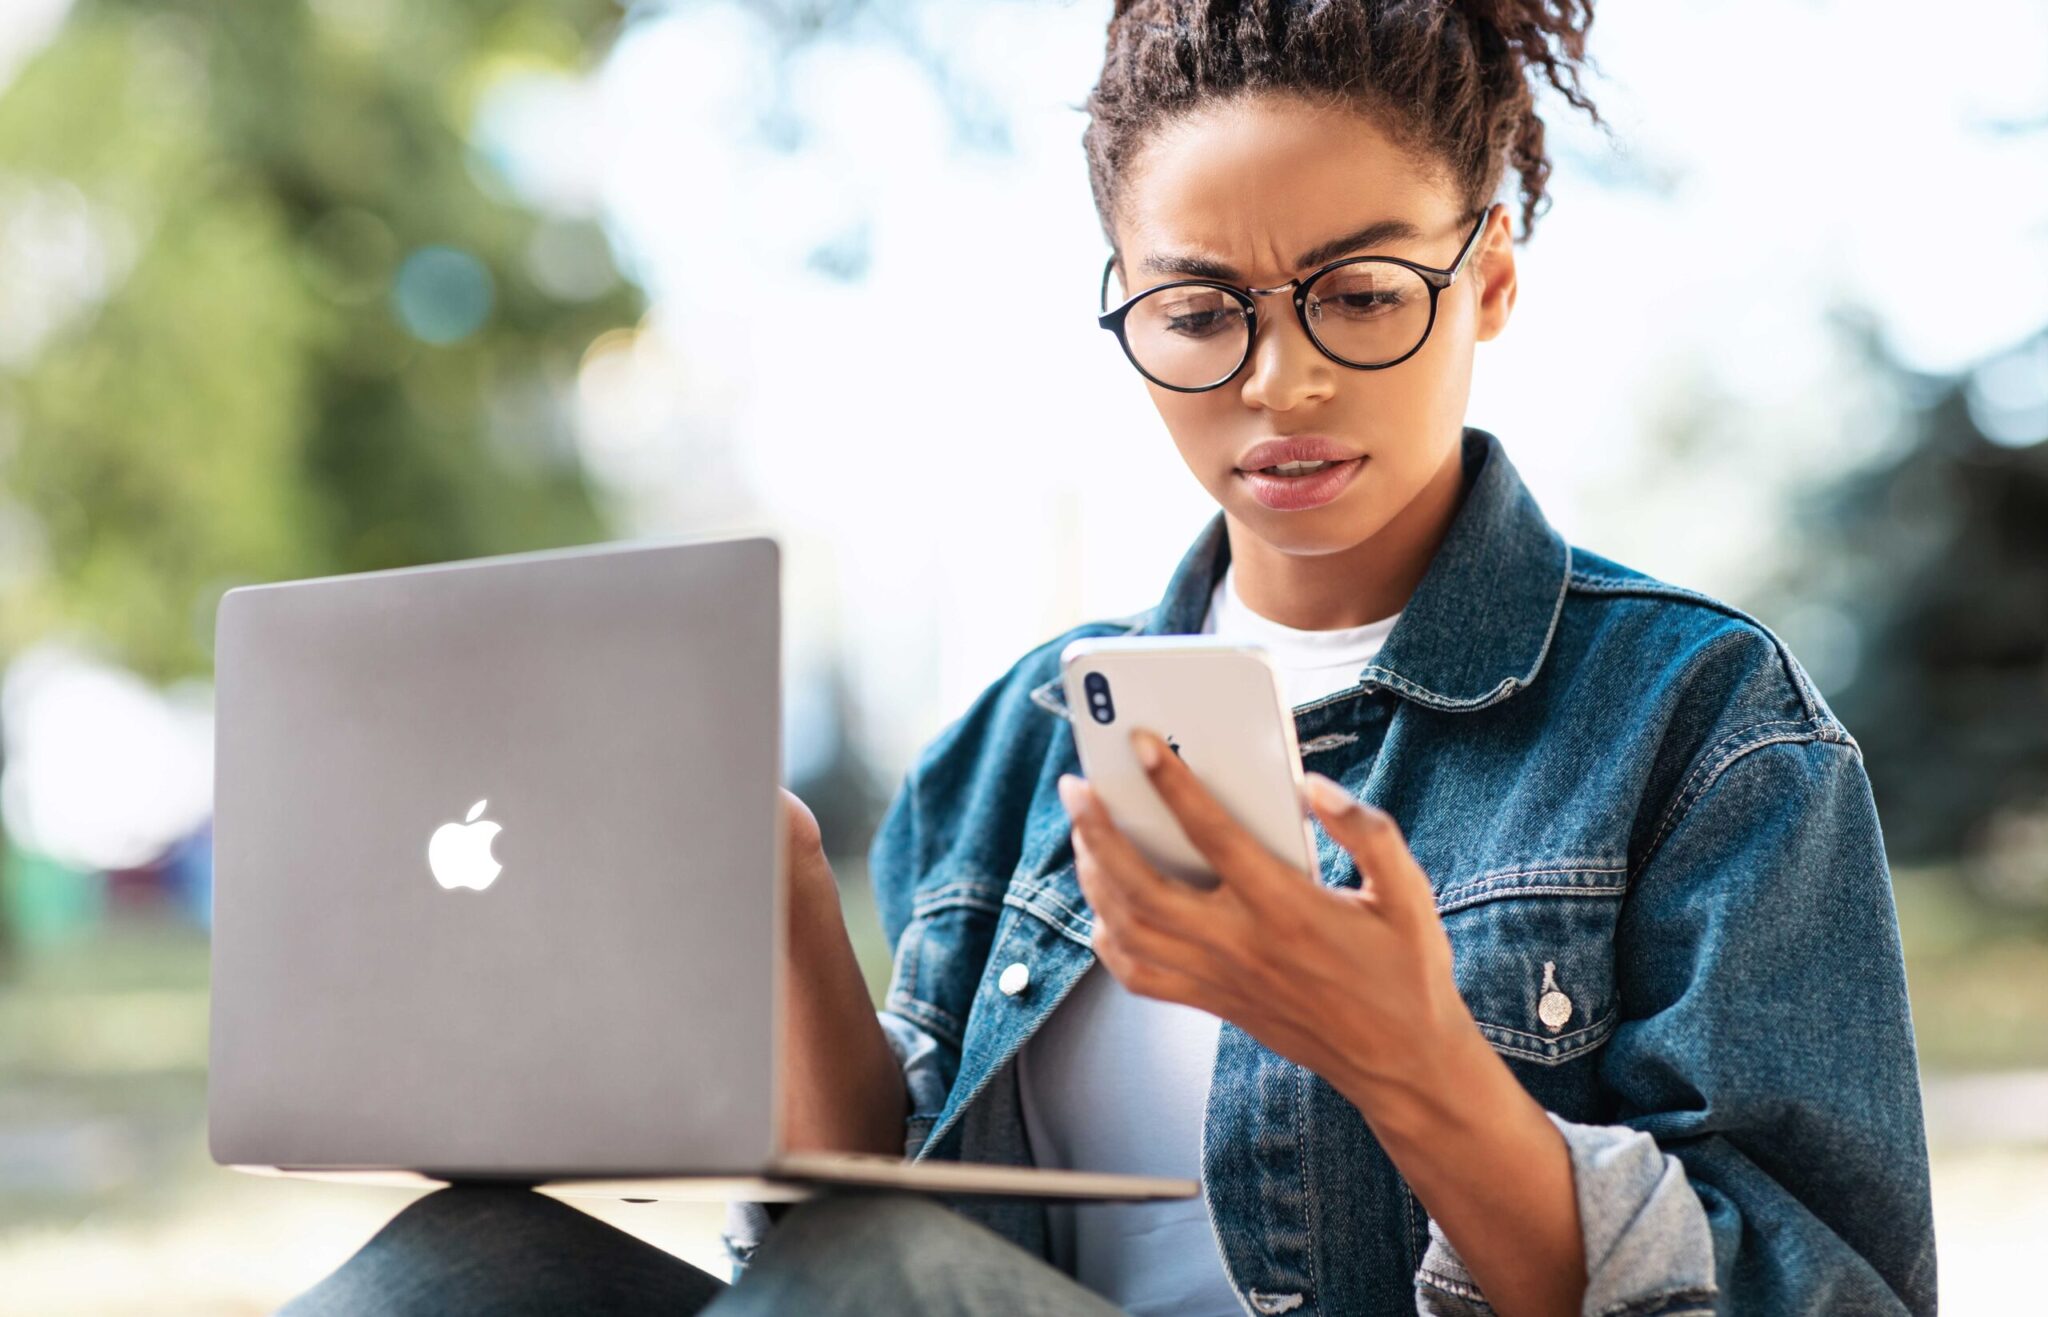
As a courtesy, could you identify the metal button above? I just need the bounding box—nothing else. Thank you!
[1538,960,1573,1033]
[998,962,1030,996]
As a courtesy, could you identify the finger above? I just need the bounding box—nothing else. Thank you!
[1300,773,1436,925]
[1089,912,1219,1010]
[1073,832,1246,975]
[1062,777,1212,933]
[1127,727,1309,898]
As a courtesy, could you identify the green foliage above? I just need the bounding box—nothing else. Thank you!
[0,0,644,683]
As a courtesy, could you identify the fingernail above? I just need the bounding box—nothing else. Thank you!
[1132,730,1162,770]
[1057,773,1083,813]
[1305,775,1356,815]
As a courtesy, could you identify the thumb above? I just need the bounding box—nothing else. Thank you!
[1301,774,1433,922]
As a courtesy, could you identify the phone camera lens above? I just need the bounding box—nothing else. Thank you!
[1083,671,1115,724]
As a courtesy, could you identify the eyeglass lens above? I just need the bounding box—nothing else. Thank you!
[1113,261,1434,389]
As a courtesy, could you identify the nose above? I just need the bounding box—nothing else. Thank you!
[1237,288,1334,411]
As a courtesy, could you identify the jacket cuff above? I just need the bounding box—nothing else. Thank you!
[1415,1113,1717,1316]
[720,1199,774,1281]
[877,1007,952,1159]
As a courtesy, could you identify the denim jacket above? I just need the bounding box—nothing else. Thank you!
[731,427,1937,1316]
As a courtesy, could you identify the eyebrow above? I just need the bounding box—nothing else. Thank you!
[1137,217,1425,282]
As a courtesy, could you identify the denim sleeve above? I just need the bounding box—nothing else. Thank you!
[1416,735,1937,1316]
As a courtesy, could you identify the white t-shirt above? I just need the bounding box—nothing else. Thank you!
[1015,562,1400,1315]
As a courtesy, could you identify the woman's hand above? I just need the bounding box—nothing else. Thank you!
[1054,727,1476,1122]
[778,786,838,904]
[1058,727,1587,1317]
[775,785,908,1157]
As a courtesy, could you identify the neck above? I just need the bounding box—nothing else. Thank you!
[1222,441,1467,630]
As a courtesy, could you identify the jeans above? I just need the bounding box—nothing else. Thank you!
[280,1186,1125,1316]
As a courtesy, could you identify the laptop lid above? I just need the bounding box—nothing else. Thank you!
[208,533,785,1179]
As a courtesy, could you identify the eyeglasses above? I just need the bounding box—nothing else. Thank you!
[1097,205,1494,393]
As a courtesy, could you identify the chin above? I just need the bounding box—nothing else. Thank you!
[1226,490,1382,556]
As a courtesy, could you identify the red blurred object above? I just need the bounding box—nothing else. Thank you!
[103,852,174,912]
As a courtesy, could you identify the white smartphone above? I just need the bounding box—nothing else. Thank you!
[1060,636,1320,890]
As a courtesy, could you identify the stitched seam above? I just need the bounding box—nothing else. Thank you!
[1480,1005,1615,1050]
[1478,1009,1618,1065]
[1524,540,1573,686]
[1360,543,1573,714]
[910,882,1005,918]
[1298,1063,1320,1308]
[1568,570,1830,724]
[1642,719,1829,870]
[895,914,923,1012]
[1354,667,1520,712]
[883,993,961,1049]
[1568,571,1770,621]
[1434,863,1628,906]
[1450,857,1628,884]
[1402,1186,1420,1281]
[1007,876,1088,928]
[1646,716,1815,854]
[1440,875,1628,903]
[1437,881,1629,916]
[1002,887,1095,950]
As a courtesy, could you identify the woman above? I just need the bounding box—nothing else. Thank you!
[284,1,1937,1313]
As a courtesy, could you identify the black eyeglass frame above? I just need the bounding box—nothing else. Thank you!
[1096,203,1496,393]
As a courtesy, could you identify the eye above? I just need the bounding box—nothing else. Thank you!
[1163,306,1236,337]
[1146,288,1241,339]
[1313,288,1406,320]
[1309,266,1423,321]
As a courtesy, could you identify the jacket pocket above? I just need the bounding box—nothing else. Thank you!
[1434,862,1626,1067]
[883,881,1005,1054]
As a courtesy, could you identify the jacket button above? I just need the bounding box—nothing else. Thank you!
[998,962,1030,996]
[1538,960,1573,1033]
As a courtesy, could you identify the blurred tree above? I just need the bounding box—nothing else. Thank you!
[1767,319,2048,908]
[0,0,646,681]
[0,0,1029,964]
[0,0,644,961]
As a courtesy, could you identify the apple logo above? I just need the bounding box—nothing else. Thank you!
[428,798,503,891]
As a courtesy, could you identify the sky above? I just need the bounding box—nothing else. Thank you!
[0,0,2043,867]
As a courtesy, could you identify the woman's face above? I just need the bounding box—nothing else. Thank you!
[1111,92,1517,561]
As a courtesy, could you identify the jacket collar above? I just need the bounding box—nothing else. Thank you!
[1031,426,1571,715]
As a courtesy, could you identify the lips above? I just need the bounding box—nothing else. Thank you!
[1234,435,1361,472]
[1236,455,1366,512]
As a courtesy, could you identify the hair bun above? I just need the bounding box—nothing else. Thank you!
[1084,0,1606,244]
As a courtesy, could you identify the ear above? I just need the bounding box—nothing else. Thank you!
[1471,206,1518,343]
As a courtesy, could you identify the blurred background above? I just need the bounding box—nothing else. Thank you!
[0,0,2043,1311]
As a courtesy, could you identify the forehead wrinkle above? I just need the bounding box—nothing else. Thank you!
[1137,215,1427,283]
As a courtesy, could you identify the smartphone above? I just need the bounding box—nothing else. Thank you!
[1059,636,1320,890]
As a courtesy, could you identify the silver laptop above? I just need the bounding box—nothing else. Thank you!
[208,532,1193,1205]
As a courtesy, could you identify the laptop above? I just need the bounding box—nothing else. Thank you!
[207,531,1195,1206]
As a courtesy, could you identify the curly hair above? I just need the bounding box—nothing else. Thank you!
[1082,0,1605,247]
